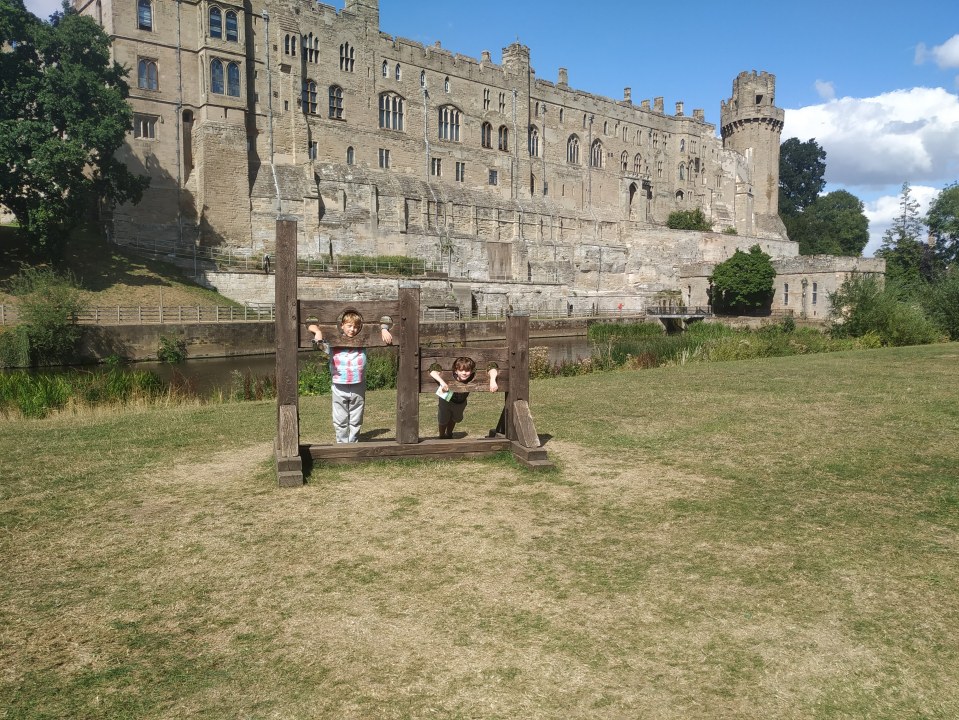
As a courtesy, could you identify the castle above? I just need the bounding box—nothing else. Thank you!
[73,0,883,317]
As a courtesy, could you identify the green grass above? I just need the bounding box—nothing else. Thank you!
[2,344,958,718]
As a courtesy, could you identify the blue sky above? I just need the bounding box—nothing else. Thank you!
[25,0,959,255]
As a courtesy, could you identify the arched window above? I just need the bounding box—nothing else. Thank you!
[633,153,642,174]
[621,151,629,172]
[209,7,222,38]
[603,121,608,135]
[420,70,426,87]
[137,0,152,30]
[284,34,291,55]
[226,11,238,41]
[395,64,401,81]
[339,42,354,72]
[481,122,492,149]
[498,125,509,152]
[95,0,102,26]
[381,60,388,78]
[328,85,343,119]
[305,34,319,63]
[210,59,224,94]
[566,135,579,164]
[676,190,685,201]
[378,92,404,130]
[346,146,354,165]
[138,59,158,90]
[559,108,564,123]
[590,139,603,168]
[528,126,539,157]
[444,76,450,93]
[680,139,686,152]
[438,106,460,141]
[678,163,686,180]
[227,62,240,97]
[623,126,628,141]
[302,81,317,114]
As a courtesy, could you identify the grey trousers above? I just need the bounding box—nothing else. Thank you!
[331,382,365,443]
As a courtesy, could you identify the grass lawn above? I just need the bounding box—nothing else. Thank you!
[2,344,957,718]
[0,225,238,308]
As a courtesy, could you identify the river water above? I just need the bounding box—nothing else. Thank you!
[104,335,595,395]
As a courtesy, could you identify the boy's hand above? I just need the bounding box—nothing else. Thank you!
[308,324,323,343]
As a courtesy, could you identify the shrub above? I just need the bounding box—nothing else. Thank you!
[922,269,959,340]
[4,267,85,366]
[709,245,776,314]
[666,209,712,231]
[157,336,187,364]
[829,274,941,346]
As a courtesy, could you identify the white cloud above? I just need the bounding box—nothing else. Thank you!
[814,80,836,101]
[784,87,959,188]
[915,34,959,69]
[862,185,938,257]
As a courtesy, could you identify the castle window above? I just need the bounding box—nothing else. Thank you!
[812,283,818,305]
[583,113,587,129]
[137,0,152,31]
[680,138,685,152]
[528,126,539,157]
[566,135,579,164]
[226,11,238,42]
[378,148,390,169]
[309,141,318,160]
[304,33,319,63]
[678,163,686,180]
[657,160,663,178]
[622,126,628,141]
[301,81,317,113]
[498,125,509,152]
[284,34,293,56]
[133,113,157,139]
[438,106,460,142]
[603,121,608,135]
[95,0,102,26]
[209,7,222,38]
[346,147,354,165]
[498,92,506,113]
[329,85,343,119]
[483,88,490,111]
[339,42,354,72]
[676,190,684,200]
[535,102,540,117]
[431,158,442,177]
[590,139,603,168]
[420,70,426,87]
[455,161,465,182]
[633,154,642,174]
[137,58,158,91]
[621,152,628,172]
[489,169,498,186]
[382,60,388,78]
[227,62,240,97]
[444,76,450,93]
[210,59,224,94]
[783,283,789,305]
[378,92,404,131]
[395,63,401,81]
[559,108,564,123]
[481,122,492,149]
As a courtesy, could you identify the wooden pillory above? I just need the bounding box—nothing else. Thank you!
[274,218,552,486]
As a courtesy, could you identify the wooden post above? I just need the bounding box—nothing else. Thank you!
[505,312,530,443]
[396,283,420,444]
[275,217,303,486]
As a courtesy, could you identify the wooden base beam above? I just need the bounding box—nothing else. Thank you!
[305,437,512,464]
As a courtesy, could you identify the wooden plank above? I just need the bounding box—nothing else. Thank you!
[396,285,420,445]
[509,442,548,462]
[278,470,305,487]
[299,300,399,325]
[511,399,540,448]
[505,313,530,442]
[419,347,509,365]
[298,322,397,349]
[418,367,509,393]
[277,404,300,457]
[306,437,511,461]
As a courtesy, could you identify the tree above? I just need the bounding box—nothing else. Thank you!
[876,182,936,289]
[0,0,148,258]
[666,208,711,231]
[925,182,959,268]
[828,273,941,347]
[785,190,869,256]
[779,138,827,217]
[709,245,776,314]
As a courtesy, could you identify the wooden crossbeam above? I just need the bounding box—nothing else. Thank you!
[305,437,512,463]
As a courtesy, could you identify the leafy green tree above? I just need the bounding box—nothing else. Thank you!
[709,245,776,314]
[779,138,827,217]
[785,190,869,256]
[828,273,941,347]
[876,182,936,289]
[0,0,148,258]
[666,208,711,231]
[1,266,85,366]
[925,182,959,268]
[922,268,959,340]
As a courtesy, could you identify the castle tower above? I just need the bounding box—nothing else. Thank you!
[720,71,786,236]
[344,0,379,26]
